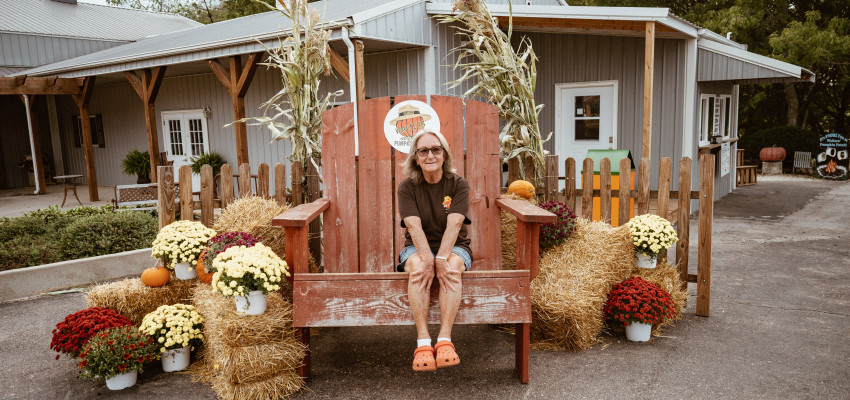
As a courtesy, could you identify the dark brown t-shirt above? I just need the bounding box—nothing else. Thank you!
[397,173,472,256]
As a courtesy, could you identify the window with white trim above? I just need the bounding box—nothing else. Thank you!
[698,94,733,146]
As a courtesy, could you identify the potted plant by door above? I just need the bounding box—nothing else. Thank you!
[121,149,152,184]
[604,277,675,342]
[627,214,678,269]
[139,304,204,372]
[77,326,157,390]
[189,151,227,177]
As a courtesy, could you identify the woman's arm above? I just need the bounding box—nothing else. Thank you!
[434,213,465,292]
[403,216,436,293]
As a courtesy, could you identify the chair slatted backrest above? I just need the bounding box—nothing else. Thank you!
[320,95,502,273]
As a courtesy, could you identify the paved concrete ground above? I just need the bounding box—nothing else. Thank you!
[0,184,115,218]
[1,178,848,399]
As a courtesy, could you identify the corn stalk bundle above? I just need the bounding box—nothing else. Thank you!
[242,0,342,173]
[438,0,549,182]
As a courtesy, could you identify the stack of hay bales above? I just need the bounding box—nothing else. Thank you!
[192,286,305,400]
[86,272,197,325]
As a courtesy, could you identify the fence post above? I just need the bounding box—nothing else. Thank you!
[179,165,193,221]
[656,157,672,264]
[220,164,234,209]
[600,158,611,223]
[274,163,287,206]
[238,163,251,197]
[637,157,651,215]
[697,154,714,317]
[581,158,593,220]
[618,158,632,226]
[200,165,213,227]
[545,155,559,202]
[291,161,303,206]
[157,166,175,229]
[507,158,519,186]
[565,158,576,212]
[307,158,322,267]
[257,163,270,198]
[676,158,692,290]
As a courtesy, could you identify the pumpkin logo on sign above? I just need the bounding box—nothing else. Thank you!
[383,100,441,154]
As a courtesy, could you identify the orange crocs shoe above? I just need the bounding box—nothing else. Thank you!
[434,341,460,368]
[412,345,436,372]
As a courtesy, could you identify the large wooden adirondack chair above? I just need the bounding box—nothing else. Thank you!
[272,95,555,383]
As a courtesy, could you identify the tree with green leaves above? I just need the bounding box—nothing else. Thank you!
[106,0,276,24]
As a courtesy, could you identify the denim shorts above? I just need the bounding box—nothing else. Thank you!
[396,245,472,272]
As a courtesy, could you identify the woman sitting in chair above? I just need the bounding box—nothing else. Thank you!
[397,129,472,372]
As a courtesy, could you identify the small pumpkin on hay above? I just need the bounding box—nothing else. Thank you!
[141,266,170,287]
[508,179,535,199]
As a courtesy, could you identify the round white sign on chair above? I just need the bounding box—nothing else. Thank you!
[383,100,441,154]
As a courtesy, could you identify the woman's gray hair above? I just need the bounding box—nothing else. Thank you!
[402,130,456,184]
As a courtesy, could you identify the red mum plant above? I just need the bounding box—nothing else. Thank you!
[50,307,133,358]
[538,201,577,249]
[78,326,157,380]
[201,231,262,274]
[604,277,675,326]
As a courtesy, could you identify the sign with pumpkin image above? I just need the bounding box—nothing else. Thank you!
[816,133,848,180]
[383,100,441,153]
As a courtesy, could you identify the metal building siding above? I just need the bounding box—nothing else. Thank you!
[697,48,785,82]
[433,21,477,98]
[0,32,124,68]
[356,2,430,45]
[364,49,427,98]
[429,0,565,5]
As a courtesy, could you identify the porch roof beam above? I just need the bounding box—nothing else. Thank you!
[0,76,84,95]
[497,16,678,34]
[643,21,655,160]
[208,52,264,166]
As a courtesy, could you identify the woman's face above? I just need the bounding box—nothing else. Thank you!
[415,134,444,175]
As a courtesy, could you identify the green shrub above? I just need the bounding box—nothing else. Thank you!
[190,151,227,177]
[738,125,819,163]
[58,212,158,260]
[0,235,60,271]
[0,215,53,242]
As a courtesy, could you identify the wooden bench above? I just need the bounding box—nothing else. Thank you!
[736,149,757,186]
[272,95,555,383]
[114,183,181,211]
[793,151,812,173]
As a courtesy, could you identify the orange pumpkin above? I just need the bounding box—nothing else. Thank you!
[196,252,213,284]
[508,180,535,199]
[141,267,170,287]
[759,146,786,162]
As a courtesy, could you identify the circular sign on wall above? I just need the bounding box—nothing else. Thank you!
[383,100,441,154]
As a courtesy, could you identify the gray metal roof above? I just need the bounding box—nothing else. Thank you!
[0,66,26,76]
[0,0,201,41]
[19,0,398,77]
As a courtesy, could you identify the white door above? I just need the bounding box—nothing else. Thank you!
[555,81,618,188]
[162,111,209,190]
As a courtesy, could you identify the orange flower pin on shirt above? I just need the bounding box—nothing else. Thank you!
[443,196,452,213]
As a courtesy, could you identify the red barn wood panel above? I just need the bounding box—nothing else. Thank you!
[464,99,501,270]
[292,271,531,326]
[357,97,394,272]
[321,103,359,273]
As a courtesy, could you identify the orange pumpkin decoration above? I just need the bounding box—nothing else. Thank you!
[508,180,536,199]
[759,146,786,162]
[196,252,214,284]
[141,267,170,287]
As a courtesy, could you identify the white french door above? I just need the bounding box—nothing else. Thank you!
[161,110,209,189]
[555,81,618,188]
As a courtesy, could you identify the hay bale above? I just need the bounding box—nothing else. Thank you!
[632,261,688,331]
[214,196,288,257]
[86,274,197,325]
[191,285,305,398]
[530,218,633,351]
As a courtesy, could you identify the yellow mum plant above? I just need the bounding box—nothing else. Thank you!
[151,220,217,268]
[627,214,678,259]
[211,243,290,297]
[139,304,204,354]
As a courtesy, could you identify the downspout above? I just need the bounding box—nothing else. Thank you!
[23,95,43,195]
[342,25,359,151]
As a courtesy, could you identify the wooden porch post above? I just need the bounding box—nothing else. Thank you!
[125,66,167,182]
[208,52,263,166]
[72,77,98,201]
[353,40,366,102]
[642,21,655,160]
[20,95,47,194]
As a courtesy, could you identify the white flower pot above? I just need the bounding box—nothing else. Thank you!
[174,262,197,280]
[105,371,137,390]
[234,290,267,315]
[625,322,652,342]
[161,346,190,372]
[634,252,657,269]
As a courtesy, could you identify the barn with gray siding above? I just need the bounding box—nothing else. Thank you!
[8,0,812,206]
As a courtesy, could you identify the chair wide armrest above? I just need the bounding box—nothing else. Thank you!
[496,197,557,223]
[272,198,330,227]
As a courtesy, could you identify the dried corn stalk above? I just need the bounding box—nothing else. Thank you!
[438,0,549,182]
[240,0,342,173]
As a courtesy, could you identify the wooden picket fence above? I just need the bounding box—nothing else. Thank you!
[158,154,715,317]
[516,154,714,317]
